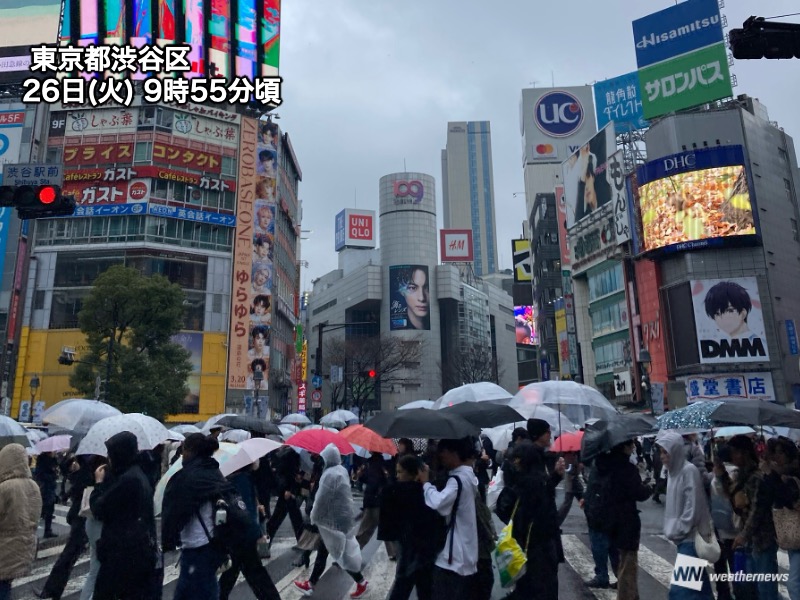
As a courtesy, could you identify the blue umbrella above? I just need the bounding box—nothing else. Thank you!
[655,401,723,431]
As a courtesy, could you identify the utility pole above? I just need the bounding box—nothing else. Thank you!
[105,333,113,403]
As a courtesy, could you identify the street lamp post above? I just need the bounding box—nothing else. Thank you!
[253,368,264,419]
[30,374,40,403]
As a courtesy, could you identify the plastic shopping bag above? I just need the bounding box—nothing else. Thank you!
[486,468,504,511]
[492,517,528,588]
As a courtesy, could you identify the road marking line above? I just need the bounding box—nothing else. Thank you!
[559,534,616,600]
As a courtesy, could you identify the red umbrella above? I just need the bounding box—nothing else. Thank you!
[339,425,398,455]
[285,429,355,455]
[551,430,584,453]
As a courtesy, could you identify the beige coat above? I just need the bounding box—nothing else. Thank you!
[0,443,43,581]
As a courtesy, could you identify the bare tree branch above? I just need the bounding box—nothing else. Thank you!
[439,344,503,393]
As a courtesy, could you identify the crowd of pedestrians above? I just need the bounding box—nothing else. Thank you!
[4,417,800,600]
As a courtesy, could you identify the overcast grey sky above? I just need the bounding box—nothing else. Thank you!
[276,0,800,289]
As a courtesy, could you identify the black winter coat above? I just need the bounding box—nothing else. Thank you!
[378,481,440,576]
[90,432,157,582]
[598,451,652,551]
[161,455,233,551]
[359,460,388,509]
[65,461,93,525]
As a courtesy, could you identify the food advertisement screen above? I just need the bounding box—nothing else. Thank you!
[637,146,757,253]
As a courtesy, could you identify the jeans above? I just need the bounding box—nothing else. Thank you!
[173,545,222,600]
[669,541,713,600]
[788,549,800,600]
[588,528,620,584]
[747,545,779,600]
[80,517,103,600]
[0,580,10,600]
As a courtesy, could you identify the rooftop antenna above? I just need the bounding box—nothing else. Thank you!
[551,71,555,87]
[404,158,407,172]
[354,188,357,208]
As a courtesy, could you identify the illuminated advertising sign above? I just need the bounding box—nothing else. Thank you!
[236,0,257,80]
[261,0,281,76]
[210,0,231,79]
[594,72,648,132]
[512,239,532,283]
[0,0,60,48]
[514,306,537,345]
[637,146,756,253]
[690,277,769,365]
[64,166,233,192]
[63,178,150,206]
[104,0,125,44]
[171,332,203,413]
[335,209,376,251]
[520,86,596,164]
[554,187,570,270]
[570,206,616,275]
[185,0,205,78]
[63,107,138,135]
[132,0,153,43]
[228,116,279,390]
[389,265,430,331]
[393,180,424,205]
[440,229,474,262]
[555,305,569,377]
[0,104,26,297]
[607,150,631,245]
[632,0,724,69]
[157,0,176,43]
[561,123,616,230]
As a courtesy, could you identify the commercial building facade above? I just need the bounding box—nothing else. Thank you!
[306,172,516,414]
[442,122,498,276]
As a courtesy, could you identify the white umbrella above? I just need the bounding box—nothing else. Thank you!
[153,438,283,514]
[510,381,618,425]
[432,382,513,409]
[202,413,237,433]
[166,430,185,442]
[762,426,800,442]
[0,415,30,448]
[351,443,392,460]
[281,413,312,426]
[220,429,251,443]
[482,408,578,452]
[303,424,340,433]
[170,424,203,436]
[41,399,123,435]
[713,426,756,439]
[26,428,48,443]
[34,434,72,454]
[320,410,358,428]
[278,424,300,439]
[75,413,171,456]
[398,400,434,410]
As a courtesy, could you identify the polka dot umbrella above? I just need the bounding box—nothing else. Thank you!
[75,413,171,456]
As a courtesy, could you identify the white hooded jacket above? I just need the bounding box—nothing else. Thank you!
[657,431,712,544]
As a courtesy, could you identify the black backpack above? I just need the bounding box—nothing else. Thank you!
[197,489,259,554]
[584,469,616,534]
[431,475,463,564]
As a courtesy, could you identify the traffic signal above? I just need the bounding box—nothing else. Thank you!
[0,185,76,219]
[729,17,800,60]
[359,369,377,379]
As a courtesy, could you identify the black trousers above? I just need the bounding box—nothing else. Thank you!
[41,518,88,598]
[387,566,433,600]
[470,558,494,600]
[509,539,559,600]
[42,500,56,533]
[431,566,471,600]
[218,542,280,600]
[308,541,363,586]
[265,495,303,541]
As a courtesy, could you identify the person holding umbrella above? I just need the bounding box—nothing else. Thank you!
[162,434,231,600]
[89,431,158,600]
[34,450,59,539]
[0,443,43,600]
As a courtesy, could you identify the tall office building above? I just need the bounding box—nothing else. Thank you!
[441,122,498,276]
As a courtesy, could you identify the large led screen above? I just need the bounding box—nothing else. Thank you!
[389,265,431,331]
[209,0,230,79]
[637,146,756,253]
[514,306,538,345]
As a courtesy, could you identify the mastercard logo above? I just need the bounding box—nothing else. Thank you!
[536,144,555,154]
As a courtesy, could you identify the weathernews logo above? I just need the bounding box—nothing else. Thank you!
[671,554,788,591]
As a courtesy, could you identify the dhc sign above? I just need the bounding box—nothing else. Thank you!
[534,91,584,138]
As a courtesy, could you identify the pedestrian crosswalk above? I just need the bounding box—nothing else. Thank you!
[14,506,797,599]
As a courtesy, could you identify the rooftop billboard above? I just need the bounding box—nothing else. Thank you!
[636,145,757,254]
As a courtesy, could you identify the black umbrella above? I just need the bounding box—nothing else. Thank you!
[710,400,800,428]
[440,402,525,428]
[215,415,282,436]
[364,408,480,439]
[581,414,655,463]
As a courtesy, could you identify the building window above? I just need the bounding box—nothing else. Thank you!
[46,146,62,164]
[34,290,46,310]
[779,148,789,163]
[134,142,152,163]
[588,263,624,301]
[221,156,237,177]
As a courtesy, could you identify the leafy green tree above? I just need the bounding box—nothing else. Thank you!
[70,265,193,420]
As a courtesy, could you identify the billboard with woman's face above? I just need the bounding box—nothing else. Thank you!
[389,265,430,331]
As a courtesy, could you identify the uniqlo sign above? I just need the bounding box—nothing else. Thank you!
[334,208,376,250]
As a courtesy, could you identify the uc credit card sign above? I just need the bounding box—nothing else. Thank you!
[632,0,724,68]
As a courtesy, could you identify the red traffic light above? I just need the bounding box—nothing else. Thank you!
[38,186,57,204]
[368,369,376,378]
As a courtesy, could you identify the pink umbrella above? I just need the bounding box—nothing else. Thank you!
[285,429,355,455]
[35,434,72,454]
